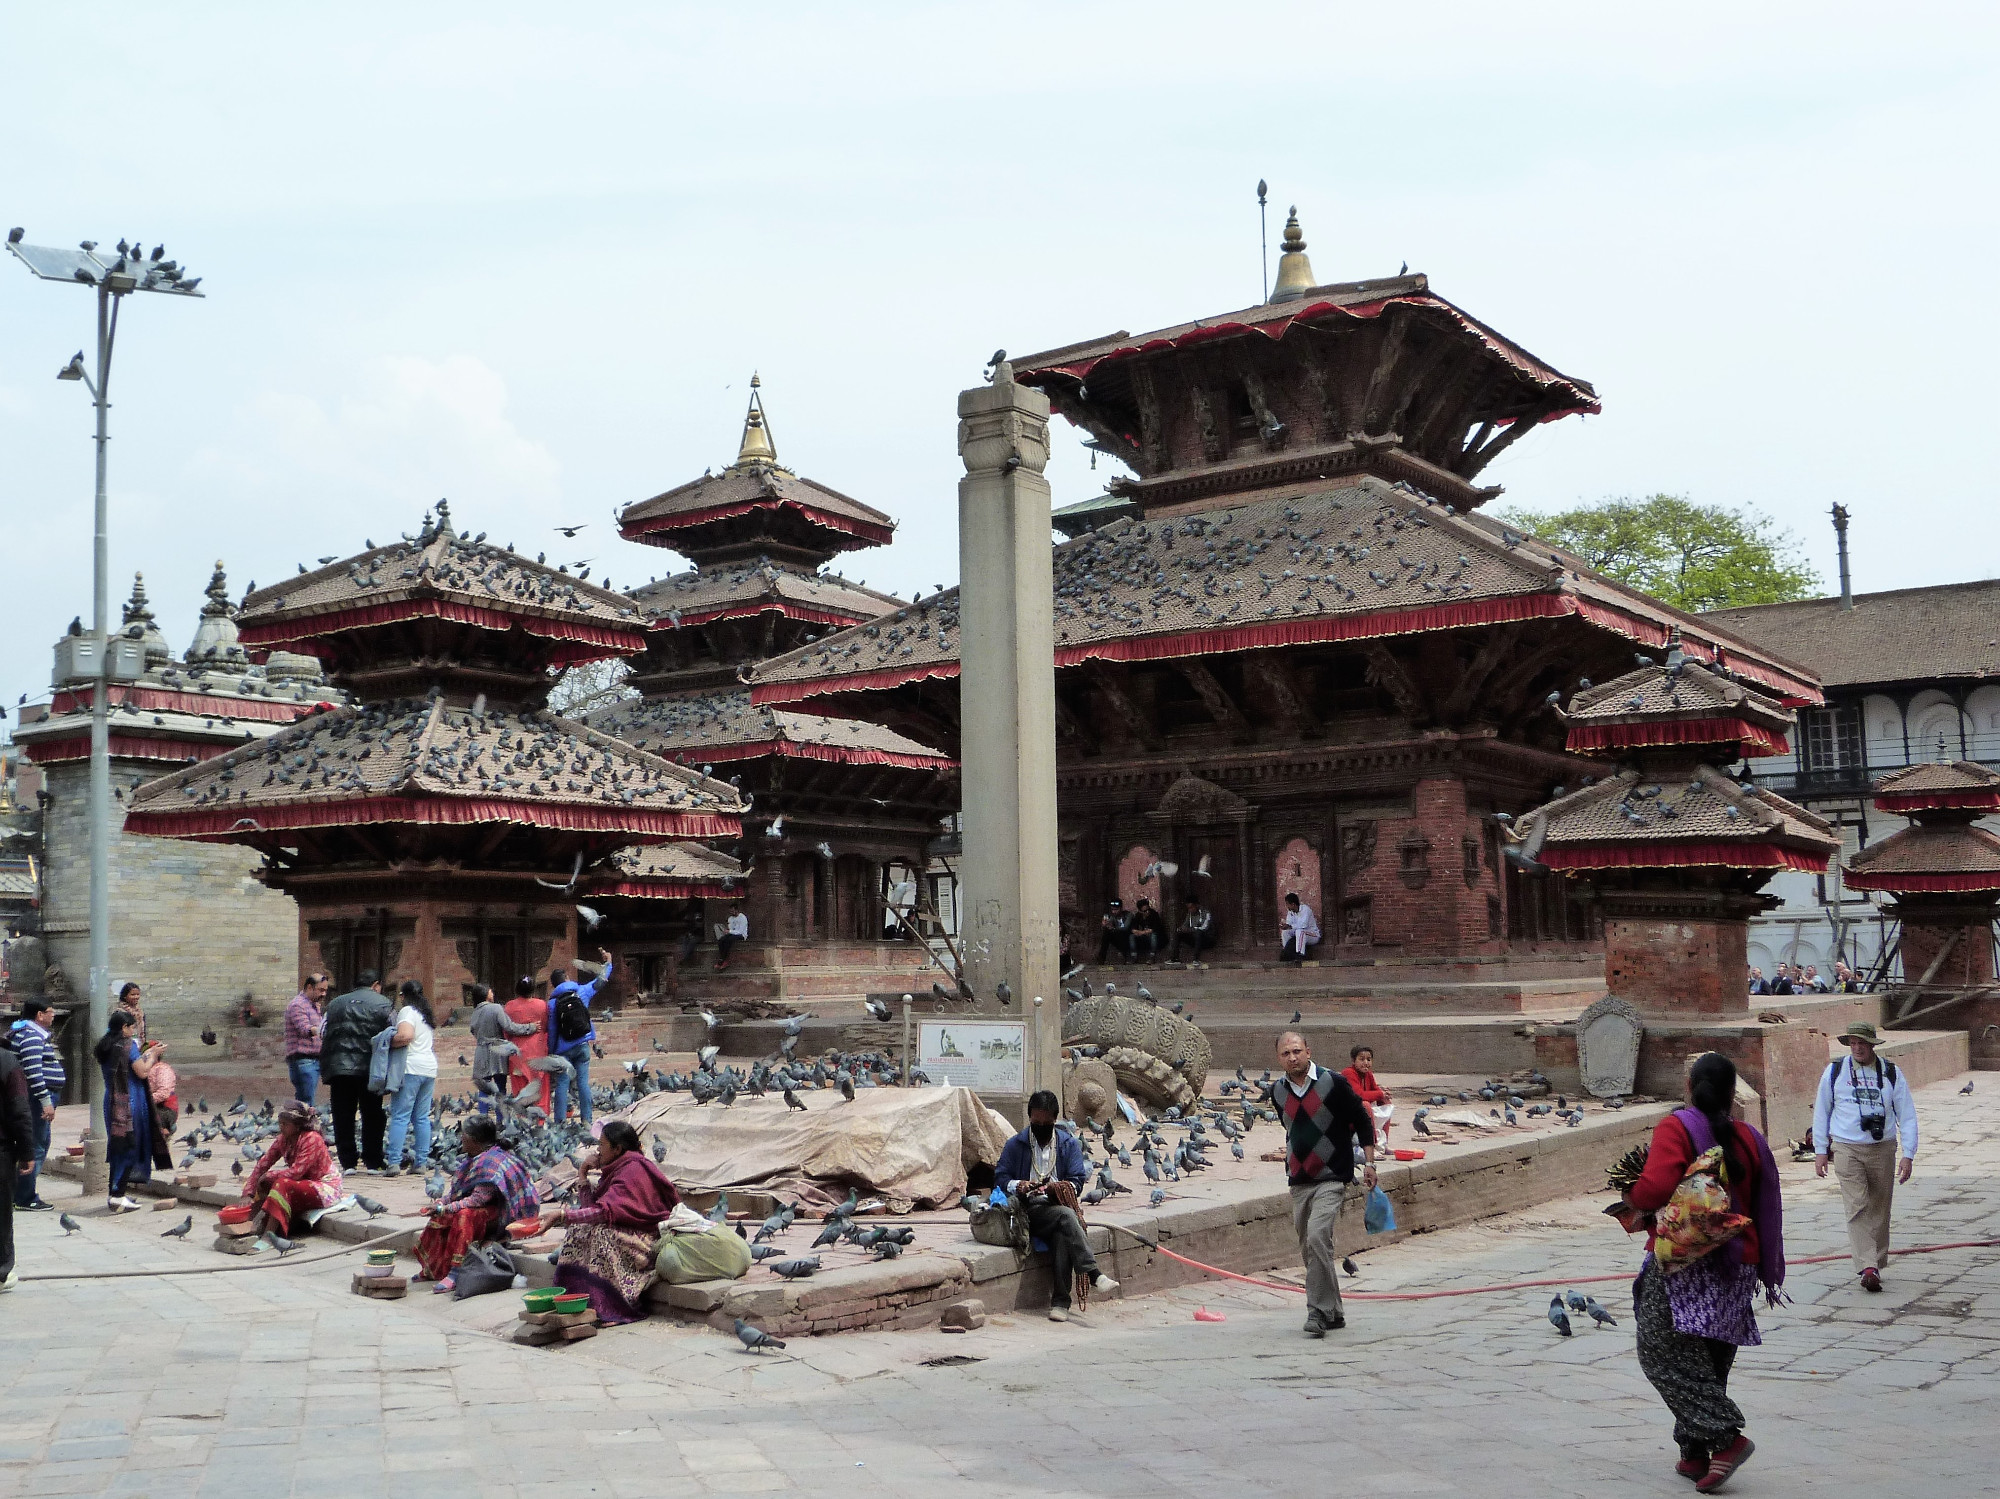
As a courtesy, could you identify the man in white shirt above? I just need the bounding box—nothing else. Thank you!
[1278,893,1320,963]
[1813,1022,1918,1292]
[716,904,750,971]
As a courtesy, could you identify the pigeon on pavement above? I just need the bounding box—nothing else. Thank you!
[160,1214,194,1239]
[735,1317,786,1352]
[1548,1296,1573,1336]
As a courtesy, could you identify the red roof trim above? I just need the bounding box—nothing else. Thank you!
[621,498,893,548]
[665,739,954,770]
[48,686,312,723]
[753,662,960,708]
[1540,842,1828,873]
[580,879,741,901]
[239,600,645,659]
[23,734,240,767]
[1874,790,2000,814]
[1843,869,2000,893]
[124,798,740,843]
[666,601,879,632]
[1565,719,1791,758]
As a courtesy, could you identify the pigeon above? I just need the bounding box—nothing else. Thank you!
[749,1243,785,1262]
[1584,1297,1618,1328]
[1290,1009,1302,1024]
[768,1256,821,1279]
[753,1208,793,1243]
[811,1221,849,1250]
[1342,1258,1359,1276]
[1548,1297,1573,1336]
[1412,1108,1431,1137]
[199,1027,218,1047]
[734,1317,786,1353]
[60,1212,83,1235]
[354,1196,388,1217]
[1148,1188,1166,1208]
[839,1074,856,1103]
[872,1240,904,1260]
[784,1088,806,1112]
[161,1214,194,1239]
[1961,1081,1975,1095]
[1565,1289,1588,1313]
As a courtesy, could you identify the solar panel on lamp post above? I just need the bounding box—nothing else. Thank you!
[5,230,204,1196]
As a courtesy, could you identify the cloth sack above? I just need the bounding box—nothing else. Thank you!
[452,1243,516,1299]
[1363,1183,1397,1235]
[970,1191,1031,1254]
[1652,1144,1750,1273]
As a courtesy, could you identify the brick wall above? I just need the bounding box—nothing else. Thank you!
[1899,914,1997,988]
[41,760,299,1047]
[1605,914,1751,1015]
[1355,778,1505,957]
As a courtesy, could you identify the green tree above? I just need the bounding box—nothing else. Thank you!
[1494,494,1820,613]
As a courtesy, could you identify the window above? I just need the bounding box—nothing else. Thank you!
[1799,703,1863,774]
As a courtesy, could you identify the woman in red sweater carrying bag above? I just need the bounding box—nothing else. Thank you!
[1621,1052,1785,1493]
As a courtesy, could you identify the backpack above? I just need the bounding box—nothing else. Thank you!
[553,990,591,1044]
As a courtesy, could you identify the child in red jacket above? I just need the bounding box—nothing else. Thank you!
[1340,1045,1393,1148]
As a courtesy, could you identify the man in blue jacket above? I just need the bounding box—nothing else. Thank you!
[547,948,612,1124]
[994,1089,1120,1322]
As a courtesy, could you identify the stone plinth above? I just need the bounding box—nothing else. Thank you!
[1601,899,1759,1017]
[1895,899,1999,989]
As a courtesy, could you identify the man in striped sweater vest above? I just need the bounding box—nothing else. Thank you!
[1275,1031,1376,1335]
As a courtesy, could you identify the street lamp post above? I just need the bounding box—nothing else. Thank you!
[6,230,202,1193]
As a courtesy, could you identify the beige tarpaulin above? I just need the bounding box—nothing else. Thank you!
[586,1085,1016,1213]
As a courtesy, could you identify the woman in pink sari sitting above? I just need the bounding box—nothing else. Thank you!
[538,1120,678,1325]
[244,1101,343,1241]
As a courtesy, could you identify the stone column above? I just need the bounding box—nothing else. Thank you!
[956,362,1062,1096]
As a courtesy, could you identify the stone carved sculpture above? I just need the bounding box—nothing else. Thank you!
[1574,994,1644,1098]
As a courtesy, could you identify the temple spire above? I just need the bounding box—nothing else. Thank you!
[1268,206,1317,303]
[731,373,779,469]
[123,571,154,626]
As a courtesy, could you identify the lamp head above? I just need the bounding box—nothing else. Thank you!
[56,352,85,382]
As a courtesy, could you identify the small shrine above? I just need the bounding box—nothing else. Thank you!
[1846,760,2000,1049]
[1518,645,1839,1015]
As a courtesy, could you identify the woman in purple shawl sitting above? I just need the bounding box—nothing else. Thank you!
[1624,1052,1785,1493]
[540,1120,679,1325]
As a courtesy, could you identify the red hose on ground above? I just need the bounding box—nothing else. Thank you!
[1104,1224,2000,1302]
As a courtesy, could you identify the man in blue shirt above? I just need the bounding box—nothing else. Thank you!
[547,948,612,1124]
[993,1089,1120,1322]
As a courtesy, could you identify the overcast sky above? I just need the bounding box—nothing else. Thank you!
[3,4,1995,725]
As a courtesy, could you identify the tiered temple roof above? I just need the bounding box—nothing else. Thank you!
[750,476,1821,732]
[590,688,955,772]
[1847,761,2000,895]
[1515,660,1838,874]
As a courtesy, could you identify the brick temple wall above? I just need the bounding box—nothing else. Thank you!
[40,760,299,1046]
[1605,914,1751,1015]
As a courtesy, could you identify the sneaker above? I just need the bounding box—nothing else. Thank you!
[20,1199,53,1213]
[0,1269,17,1293]
[1047,1306,1068,1323]
[1676,1444,1709,1481]
[1695,1434,1754,1493]
[1303,1316,1326,1339]
[380,1168,403,1179]
[1861,1267,1882,1292]
[1091,1272,1120,1297]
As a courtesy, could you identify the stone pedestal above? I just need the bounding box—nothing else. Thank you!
[956,364,1061,1095]
[1599,888,1769,1017]
[1894,899,1999,988]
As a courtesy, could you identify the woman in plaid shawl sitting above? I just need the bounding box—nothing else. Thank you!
[416,1114,539,1291]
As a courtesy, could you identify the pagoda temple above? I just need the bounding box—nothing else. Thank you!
[124,504,743,1004]
[598,383,958,999]
[750,212,1819,967]
[1846,761,2000,1053]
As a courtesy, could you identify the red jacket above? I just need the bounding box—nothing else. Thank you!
[1341,1065,1390,1109]
[1627,1113,1765,1265]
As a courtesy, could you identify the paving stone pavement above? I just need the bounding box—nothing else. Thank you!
[4,1073,1996,1497]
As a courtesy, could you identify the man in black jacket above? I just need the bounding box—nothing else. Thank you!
[321,971,392,1173]
[0,1044,36,1292]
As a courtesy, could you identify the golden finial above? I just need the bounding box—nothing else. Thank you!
[1269,205,1317,303]
[731,372,778,468]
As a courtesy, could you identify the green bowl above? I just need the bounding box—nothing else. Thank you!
[552,1293,590,1313]
[523,1289,560,1311]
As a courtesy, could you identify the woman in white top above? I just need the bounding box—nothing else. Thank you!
[382,979,439,1176]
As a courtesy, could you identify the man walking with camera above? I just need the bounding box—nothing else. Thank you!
[1813,1022,1918,1293]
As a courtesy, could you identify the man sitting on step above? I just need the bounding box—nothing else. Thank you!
[995,1090,1120,1322]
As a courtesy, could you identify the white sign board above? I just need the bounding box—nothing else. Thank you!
[919,1021,1025,1093]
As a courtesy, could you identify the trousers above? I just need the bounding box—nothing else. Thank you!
[286,1056,320,1106]
[1832,1138,1897,1273]
[12,1112,50,1208]
[1025,1198,1099,1309]
[327,1074,385,1170]
[1290,1179,1348,1326]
